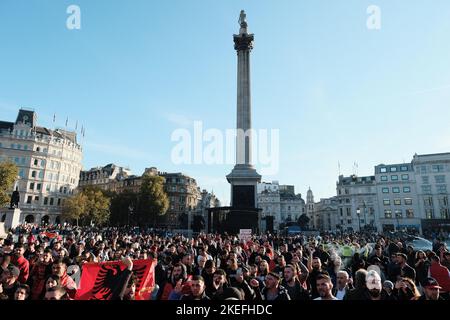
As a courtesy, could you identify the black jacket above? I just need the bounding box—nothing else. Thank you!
[254,285,291,301]
[281,279,310,300]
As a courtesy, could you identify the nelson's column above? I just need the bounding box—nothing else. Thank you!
[224,10,262,233]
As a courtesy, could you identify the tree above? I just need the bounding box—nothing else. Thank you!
[0,162,19,207]
[62,192,87,225]
[297,214,310,230]
[136,174,169,226]
[62,186,110,226]
[110,190,138,226]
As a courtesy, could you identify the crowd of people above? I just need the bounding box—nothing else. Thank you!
[0,223,449,301]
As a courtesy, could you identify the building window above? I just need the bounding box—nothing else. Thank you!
[422,176,429,184]
[383,199,390,206]
[424,197,433,206]
[347,219,352,224]
[395,210,402,218]
[384,210,392,218]
[44,197,48,205]
[29,183,35,190]
[406,209,414,218]
[391,175,398,181]
[381,176,388,181]
[435,175,446,184]
[394,199,401,205]
[400,165,408,172]
[425,209,434,219]
[50,198,54,206]
[401,174,409,180]
[441,208,449,219]
[340,208,343,216]
[37,183,41,191]
[390,167,397,172]
[34,159,38,166]
[57,199,61,206]
[404,198,412,205]
[437,184,447,194]
[432,165,444,173]
[346,208,351,216]
[34,196,39,202]
[31,171,36,178]
[382,188,389,193]
[403,186,411,193]
[439,196,448,207]
[392,187,400,193]
[27,196,32,204]
[38,171,44,179]
[380,167,387,173]
[421,185,432,194]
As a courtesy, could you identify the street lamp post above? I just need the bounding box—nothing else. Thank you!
[356,207,361,232]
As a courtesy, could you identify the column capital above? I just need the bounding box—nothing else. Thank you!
[233,33,254,52]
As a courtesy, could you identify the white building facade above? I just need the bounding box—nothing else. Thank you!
[0,109,83,225]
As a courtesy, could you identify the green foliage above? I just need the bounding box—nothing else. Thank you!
[0,161,19,207]
[136,174,169,226]
[62,186,110,226]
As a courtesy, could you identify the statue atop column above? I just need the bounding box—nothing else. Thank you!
[238,10,248,34]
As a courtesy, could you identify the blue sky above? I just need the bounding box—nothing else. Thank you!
[1,0,450,205]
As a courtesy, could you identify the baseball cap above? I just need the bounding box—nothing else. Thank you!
[383,280,394,290]
[423,277,442,289]
[366,270,382,290]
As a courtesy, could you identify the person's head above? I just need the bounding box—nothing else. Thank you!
[354,269,368,289]
[283,264,297,282]
[222,286,244,300]
[366,270,382,298]
[14,284,30,300]
[227,258,238,270]
[44,286,66,300]
[14,244,25,258]
[375,246,382,256]
[181,254,192,266]
[277,255,286,267]
[415,250,426,261]
[259,260,269,273]
[197,256,207,268]
[264,272,280,290]
[3,265,20,286]
[398,277,420,300]
[249,264,258,276]
[53,242,62,251]
[444,252,450,262]
[397,253,407,265]
[45,275,61,290]
[171,263,186,281]
[312,257,322,270]
[316,274,333,298]
[258,247,266,255]
[51,258,67,277]
[0,253,11,266]
[123,273,137,300]
[190,276,206,298]
[204,260,215,274]
[336,271,349,289]
[383,280,394,294]
[422,277,441,300]
[213,269,227,286]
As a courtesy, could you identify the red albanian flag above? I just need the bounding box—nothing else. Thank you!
[75,259,156,300]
